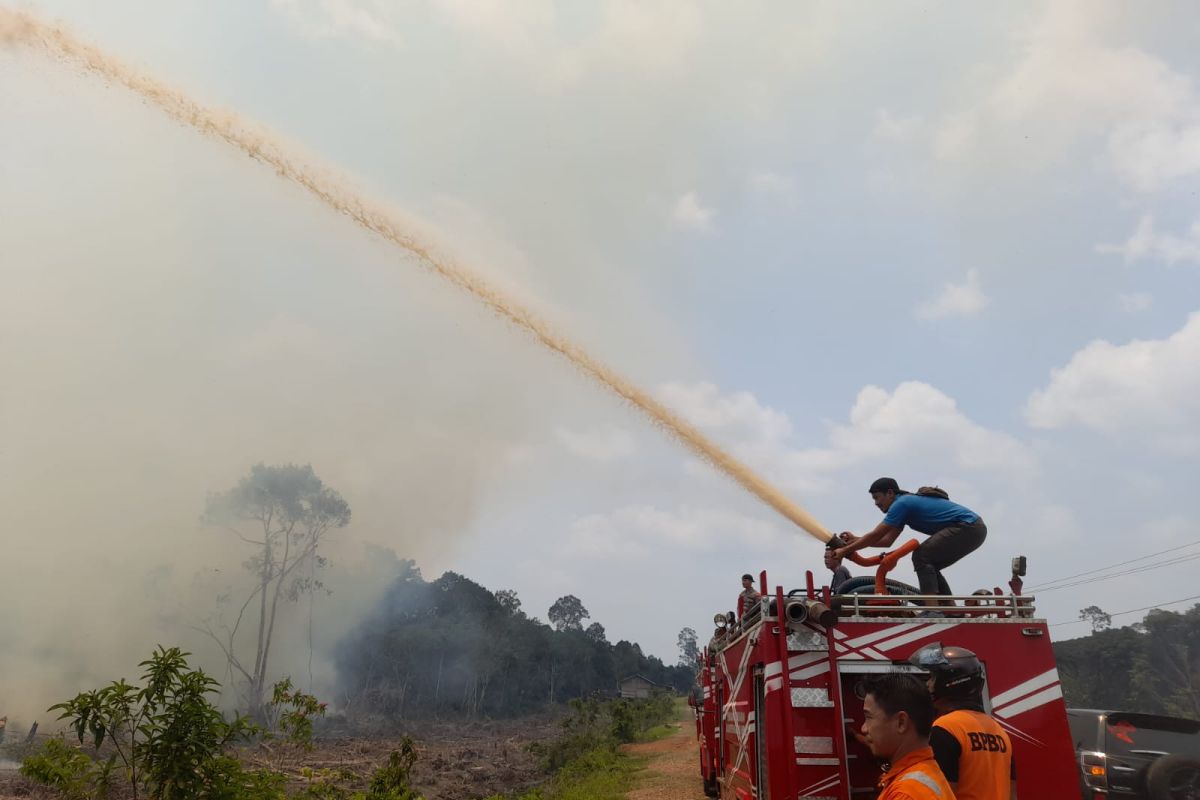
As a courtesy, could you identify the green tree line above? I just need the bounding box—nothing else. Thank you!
[1055,604,1200,718]
[334,561,691,719]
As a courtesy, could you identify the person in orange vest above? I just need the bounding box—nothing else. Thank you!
[860,672,957,800]
[909,644,1016,800]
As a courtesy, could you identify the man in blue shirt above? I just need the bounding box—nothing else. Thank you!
[833,477,987,608]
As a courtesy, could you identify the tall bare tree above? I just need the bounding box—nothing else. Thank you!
[201,463,350,715]
[677,627,700,666]
[1079,605,1112,634]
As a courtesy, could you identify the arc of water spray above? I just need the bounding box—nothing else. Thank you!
[1,7,834,543]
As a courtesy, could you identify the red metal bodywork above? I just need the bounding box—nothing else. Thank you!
[694,655,721,795]
[696,569,1079,800]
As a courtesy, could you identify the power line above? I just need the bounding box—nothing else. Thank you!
[1037,553,1200,592]
[1027,537,1200,592]
[1049,593,1200,627]
[1034,551,1200,594]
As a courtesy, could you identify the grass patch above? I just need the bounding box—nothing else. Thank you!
[488,695,677,800]
[636,723,676,742]
[636,696,691,741]
[545,746,645,800]
[488,745,645,800]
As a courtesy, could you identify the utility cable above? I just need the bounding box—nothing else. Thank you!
[1034,552,1200,594]
[1027,538,1200,591]
[1049,593,1200,627]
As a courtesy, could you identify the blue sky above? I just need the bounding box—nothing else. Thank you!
[3,1,1200,709]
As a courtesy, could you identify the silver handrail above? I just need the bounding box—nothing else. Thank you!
[835,593,1036,618]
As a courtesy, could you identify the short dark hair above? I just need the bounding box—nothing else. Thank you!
[869,477,902,495]
[741,573,754,581]
[863,672,934,736]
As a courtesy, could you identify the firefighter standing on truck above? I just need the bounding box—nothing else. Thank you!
[910,644,1016,800]
[834,477,987,609]
[737,573,760,618]
[860,672,956,800]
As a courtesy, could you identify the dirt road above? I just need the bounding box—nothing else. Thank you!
[623,719,707,800]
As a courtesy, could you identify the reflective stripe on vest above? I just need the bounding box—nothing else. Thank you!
[899,770,946,797]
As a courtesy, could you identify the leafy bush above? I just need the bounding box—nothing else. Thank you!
[295,766,360,800]
[267,678,327,750]
[32,646,259,799]
[529,694,676,774]
[361,739,421,800]
[19,737,111,800]
[23,646,429,800]
[492,744,641,800]
[609,694,673,743]
[205,758,288,800]
[293,740,422,800]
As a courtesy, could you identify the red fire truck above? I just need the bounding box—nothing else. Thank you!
[693,543,1079,799]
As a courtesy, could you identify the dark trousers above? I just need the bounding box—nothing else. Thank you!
[912,518,987,596]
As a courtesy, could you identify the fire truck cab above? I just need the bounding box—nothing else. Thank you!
[694,550,1079,799]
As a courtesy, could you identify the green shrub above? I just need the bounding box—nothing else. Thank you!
[267,678,327,751]
[501,744,640,800]
[36,646,258,800]
[294,766,359,800]
[24,647,429,800]
[508,694,675,799]
[19,737,109,800]
[204,757,287,800]
[362,739,422,800]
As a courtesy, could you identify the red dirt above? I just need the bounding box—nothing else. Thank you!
[622,719,707,800]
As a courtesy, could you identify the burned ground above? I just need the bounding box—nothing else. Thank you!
[0,711,564,800]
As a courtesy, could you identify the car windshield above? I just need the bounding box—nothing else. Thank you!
[1104,713,1200,756]
[1068,713,1098,749]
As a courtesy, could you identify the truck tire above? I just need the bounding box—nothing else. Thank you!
[835,576,921,596]
[1146,753,1200,800]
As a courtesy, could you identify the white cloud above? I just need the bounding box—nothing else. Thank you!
[748,171,798,205]
[554,426,636,462]
[503,443,538,465]
[430,0,554,55]
[1117,292,1152,313]
[934,3,1200,191]
[271,0,403,45]
[873,108,922,143]
[593,0,705,77]
[916,268,989,320]
[1026,311,1200,448]
[1096,215,1200,266]
[819,382,1035,476]
[671,191,715,231]
[564,504,781,560]
[1109,111,1200,192]
[658,380,1034,496]
[430,0,704,90]
[658,381,793,443]
[236,314,338,361]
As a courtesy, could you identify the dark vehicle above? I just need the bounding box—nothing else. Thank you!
[1067,709,1200,800]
